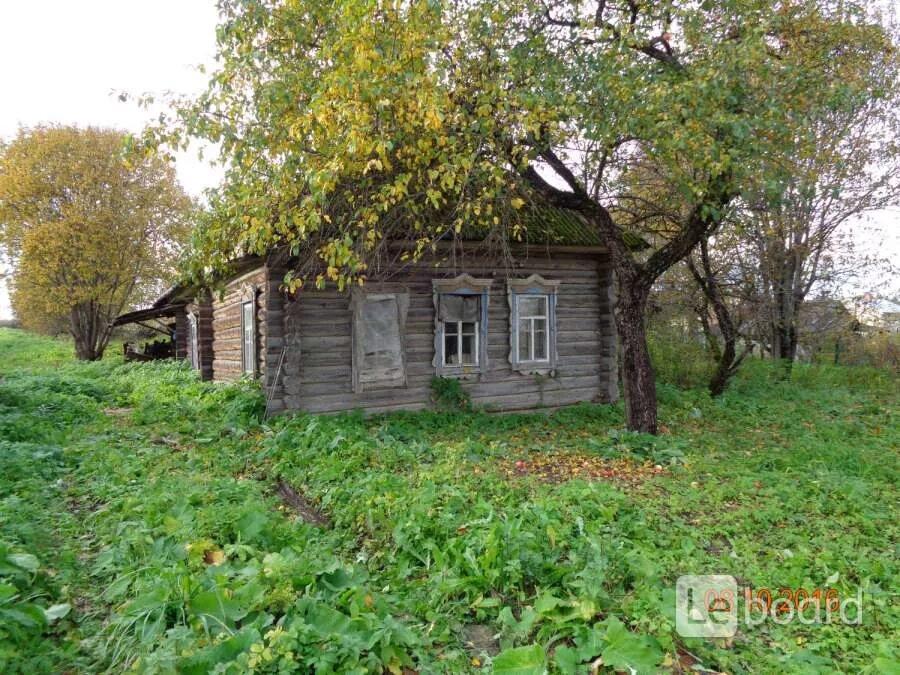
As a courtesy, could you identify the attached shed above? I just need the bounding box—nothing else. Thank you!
[117,208,626,415]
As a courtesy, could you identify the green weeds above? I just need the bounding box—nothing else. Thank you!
[0,328,897,673]
[430,376,472,411]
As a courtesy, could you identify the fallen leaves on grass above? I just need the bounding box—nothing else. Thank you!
[497,453,667,485]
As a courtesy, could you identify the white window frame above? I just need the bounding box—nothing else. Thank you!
[515,294,550,363]
[507,275,560,375]
[240,295,256,376]
[441,316,480,367]
[432,275,493,378]
[187,312,199,370]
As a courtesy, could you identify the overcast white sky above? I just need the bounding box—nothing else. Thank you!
[0,2,897,320]
[0,1,223,319]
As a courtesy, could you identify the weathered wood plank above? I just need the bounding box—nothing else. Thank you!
[215,251,616,413]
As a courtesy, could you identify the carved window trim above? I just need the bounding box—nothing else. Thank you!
[239,283,256,303]
[239,284,258,376]
[187,311,199,371]
[432,275,493,378]
[507,275,561,375]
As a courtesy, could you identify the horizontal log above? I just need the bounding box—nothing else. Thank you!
[286,382,602,415]
[472,386,601,411]
[298,335,353,351]
[289,370,601,400]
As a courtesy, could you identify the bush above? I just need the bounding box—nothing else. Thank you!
[647,325,714,388]
[838,332,900,370]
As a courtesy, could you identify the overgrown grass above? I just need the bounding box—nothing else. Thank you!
[647,327,714,389]
[0,327,897,673]
[0,329,75,373]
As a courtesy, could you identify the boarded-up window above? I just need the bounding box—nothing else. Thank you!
[241,299,256,375]
[352,291,409,392]
[438,294,480,323]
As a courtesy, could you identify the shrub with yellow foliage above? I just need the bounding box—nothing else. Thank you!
[0,126,191,359]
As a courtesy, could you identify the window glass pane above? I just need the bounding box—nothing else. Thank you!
[243,304,253,338]
[189,317,198,369]
[518,318,531,361]
[442,321,478,366]
[444,333,459,364]
[518,295,546,317]
[533,327,547,360]
[461,334,476,364]
[242,302,254,372]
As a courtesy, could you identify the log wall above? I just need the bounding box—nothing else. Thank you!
[211,267,270,382]
[186,294,214,381]
[265,251,618,415]
[174,310,188,360]
[262,268,286,414]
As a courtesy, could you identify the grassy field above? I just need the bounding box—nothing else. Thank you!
[0,327,897,674]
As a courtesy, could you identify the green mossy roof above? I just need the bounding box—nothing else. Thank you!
[461,205,647,249]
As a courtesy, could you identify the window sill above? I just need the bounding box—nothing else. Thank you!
[511,362,556,376]
[435,365,482,380]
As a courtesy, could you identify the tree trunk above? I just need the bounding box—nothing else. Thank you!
[787,324,798,363]
[696,300,722,363]
[616,285,657,434]
[772,320,795,374]
[686,244,748,397]
[709,338,736,396]
[520,157,734,434]
[770,244,800,375]
[70,303,109,361]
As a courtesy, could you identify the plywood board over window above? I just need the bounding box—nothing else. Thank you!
[351,289,410,393]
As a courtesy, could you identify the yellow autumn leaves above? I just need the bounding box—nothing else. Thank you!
[0,126,191,346]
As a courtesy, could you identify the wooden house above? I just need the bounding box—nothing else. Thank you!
[115,208,626,415]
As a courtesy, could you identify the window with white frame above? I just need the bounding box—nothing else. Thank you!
[187,312,199,370]
[432,275,492,376]
[439,295,480,366]
[240,298,256,375]
[508,275,560,374]
[515,294,549,362]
